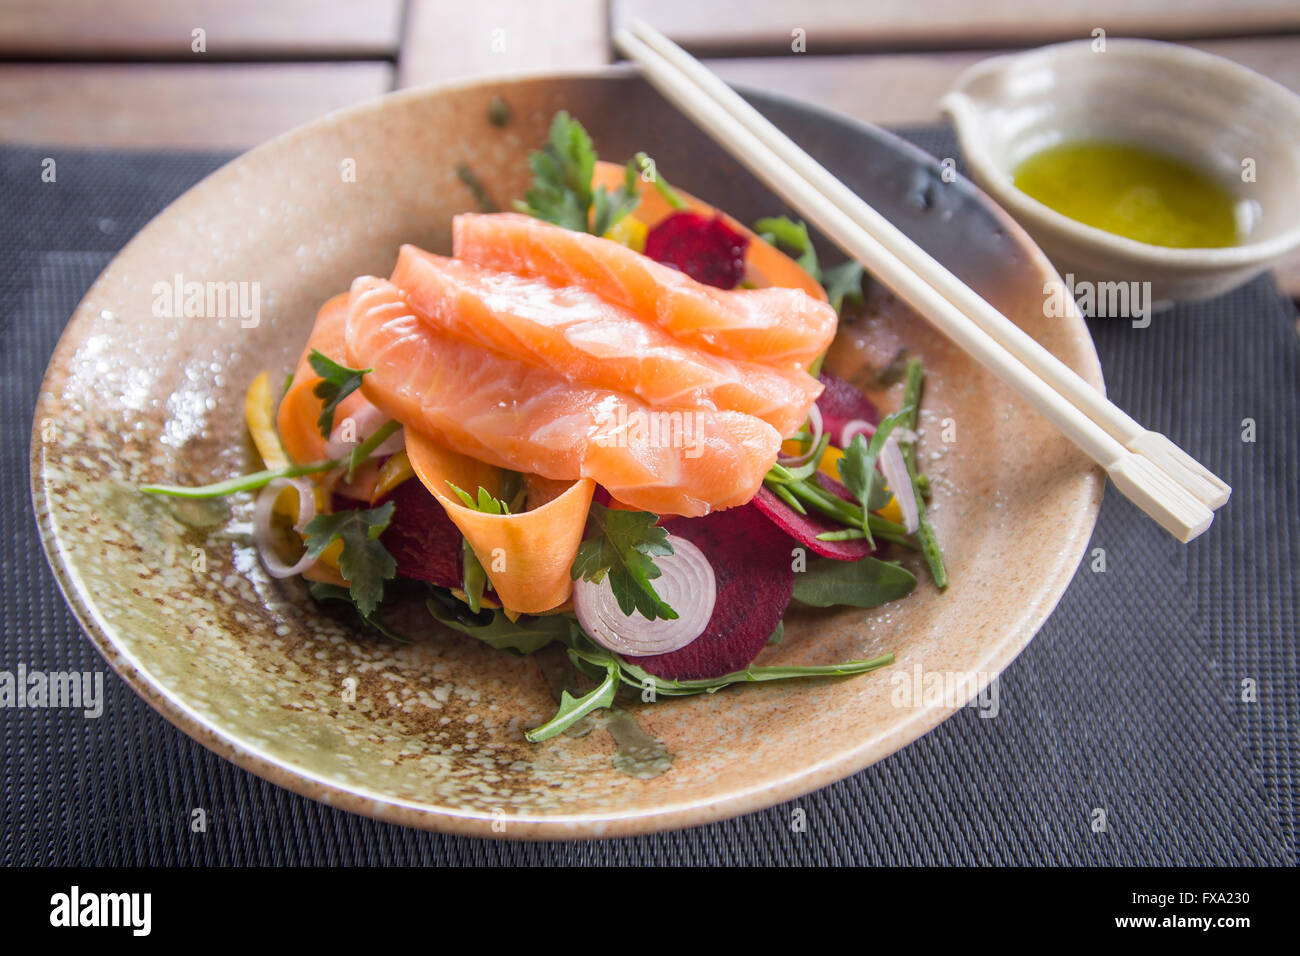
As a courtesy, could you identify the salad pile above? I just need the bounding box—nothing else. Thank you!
[144,111,947,742]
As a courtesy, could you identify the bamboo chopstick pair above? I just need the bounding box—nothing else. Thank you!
[614,19,1230,543]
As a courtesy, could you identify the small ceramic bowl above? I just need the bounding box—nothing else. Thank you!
[941,39,1300,304]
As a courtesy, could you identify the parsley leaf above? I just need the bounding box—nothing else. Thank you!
[308,350,371,440]
[569,502,677,621]
[302,501,396,616]
[835,408,911,547]
[516,111,640,236]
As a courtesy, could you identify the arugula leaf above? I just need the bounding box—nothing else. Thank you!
[791,556,916,609]
[308,581,409,643]
[754,215,821,279]
[426,589,568,655]
[567,626,895,698]
[822,260,866,312]
[525,655,619,742]
[836,408,911,547]
[302,501,396,616]
[308,350,371,440]
[569,503,677,621]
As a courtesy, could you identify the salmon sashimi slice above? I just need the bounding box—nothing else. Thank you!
[390,245,822,438]
[276,293,381,499]
[344,276,781,517]
[452,212,838,369]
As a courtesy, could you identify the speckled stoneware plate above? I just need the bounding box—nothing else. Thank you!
[30,71,1104,838]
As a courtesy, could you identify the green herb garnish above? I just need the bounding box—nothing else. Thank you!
[755,215,820,278]
[308,581,409,643]
[141,458,338,498]
[898,358,948,588]
[308,350,371,440]
[792,556,916,609]
[426,589,569,655]
[301,501,397,616]
[569,502,677,622]
[836,407,911,547]
[516,111,640,236]
[525,655,620,742]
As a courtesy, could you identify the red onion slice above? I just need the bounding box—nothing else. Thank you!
[879,434,919,534]
[777,403,824,467]
[573,533,716,657]
[254,477,318,578]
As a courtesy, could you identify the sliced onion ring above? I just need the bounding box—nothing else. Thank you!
[254,477,318,578]
[573,533,716,657]
[879,434,919,534]
[839,417,875,448]
[777,403,824,467]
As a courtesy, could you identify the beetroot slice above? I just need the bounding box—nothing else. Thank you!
[643,211,749,290]
[751,485,875,562]
[632,505,794,680]
[374,479,463,588]
[817,371,880,446]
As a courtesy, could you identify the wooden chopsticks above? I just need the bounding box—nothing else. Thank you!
[614,19,1230,543]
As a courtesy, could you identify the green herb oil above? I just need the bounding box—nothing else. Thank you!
[1012,140,1239,248]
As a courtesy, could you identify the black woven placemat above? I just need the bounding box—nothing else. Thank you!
[1,131,1295,866]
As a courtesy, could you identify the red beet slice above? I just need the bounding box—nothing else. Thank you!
[751,485,875,562]
[644,211,749,289]
[817,371,879,446]
[374,479,463,588]
[633,505,794,680]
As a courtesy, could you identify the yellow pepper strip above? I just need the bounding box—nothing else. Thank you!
[245,371,290,470]
[814,444,905,524]
[372,448,415,502]
[602,213,647,252]
[244,370,343,571]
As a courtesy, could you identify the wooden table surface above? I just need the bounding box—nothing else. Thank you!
[2,0,1297,293]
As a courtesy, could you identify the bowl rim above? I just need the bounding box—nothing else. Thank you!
[29,67,1105,839]
[941,38,1300,270]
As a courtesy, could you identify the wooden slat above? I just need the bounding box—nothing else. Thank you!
[397,0,609,88]
[706,36,1300,129]
[0,0,404,58]
[615,0,1300,52]
[0,63,393,149]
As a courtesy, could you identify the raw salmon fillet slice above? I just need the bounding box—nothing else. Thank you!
[344,276,781,516]
[276,293,383,499]
[390,245,822,438]
[452,212,837,369]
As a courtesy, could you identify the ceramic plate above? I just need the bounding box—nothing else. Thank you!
[30,72,1103,838]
